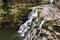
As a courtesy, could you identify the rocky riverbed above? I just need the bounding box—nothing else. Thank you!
[21,4,60,40]
[38,5,60,40]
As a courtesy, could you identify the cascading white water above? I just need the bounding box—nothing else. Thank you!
[28,9,38,19]
[18,18,33,37]
[18,7,46,40]
[18,3,57,40]
[24,17,38,40]
[50,0,53,5]
[18,8,38,37]
[37,18,45,37]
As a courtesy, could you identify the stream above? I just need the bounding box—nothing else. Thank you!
[0,4,60,40]
[0,0,60,40]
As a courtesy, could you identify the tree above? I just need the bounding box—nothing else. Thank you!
[3,0,8,11]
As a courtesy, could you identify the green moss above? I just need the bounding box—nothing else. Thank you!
[13,7,30,22]
[39,13,44,22]
[45,20,56,26]
[0,9,7,14]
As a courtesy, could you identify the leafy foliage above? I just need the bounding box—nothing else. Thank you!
[13,7,30,22]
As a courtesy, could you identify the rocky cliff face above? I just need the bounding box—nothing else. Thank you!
[55,0,60,8]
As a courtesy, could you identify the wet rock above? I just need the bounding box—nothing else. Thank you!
[18,5,60,40]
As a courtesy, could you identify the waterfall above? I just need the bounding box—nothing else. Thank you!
[17,3,60,40]
[50,0,53,5]
[18,8,38,37]
[38,18,45,36]
[18,6,46,40]
[18,18,33,37]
